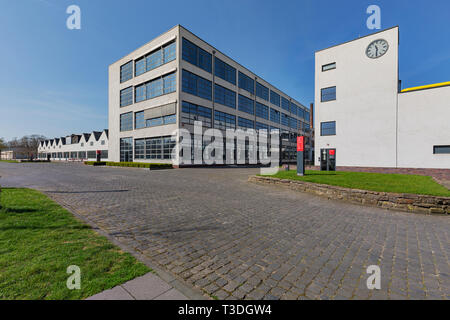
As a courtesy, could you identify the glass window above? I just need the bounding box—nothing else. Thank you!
[120,87,133,107]
[146,78,163,99]
[238,94,254,115]
[433,146,450,154]
[146,117,163,127]
[120,112,133,132]
[281,113,289,127]
[198,48,212,73]
[290,102,298,116]
[270,108,280,124]
[304,111,310,121]
[163,136,176,159]
[238,117,254,129]
[297,108,304,119]
[214,110,236,130]
[255,121,269,131]
[281,97,290,112]
[182,101,212,128]
[321,121,336,136]
[182,70,211,100]
[134,139,145,159]
[120,61,133,83]
[289,116,298,130]
[135,57,146,77]
[270,90,280,107]
[256,82,269,101]
[215,57,236,85]
[163,114,176,124]
[238,72,254,94]
[197,76,212,100]
[146,50,163,71]
[120,137,133,162]
[182,38,211,73]
[322,62,336,72]
[135,84,146,103]
[163,72,176,94]
[135,111,145,129]
[146,137,162,159]
[321,86,336,102]
[214,84,236,109]
[255,102,269,120]
[163,41,176,63]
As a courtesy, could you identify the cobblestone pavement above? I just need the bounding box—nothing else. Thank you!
[1,162,449,300]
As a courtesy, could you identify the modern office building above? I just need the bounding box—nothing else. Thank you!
[315,26,450,169]
[37,130,109,161]
[109,25,312,165]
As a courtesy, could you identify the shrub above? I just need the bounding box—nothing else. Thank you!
[84,161,106,166]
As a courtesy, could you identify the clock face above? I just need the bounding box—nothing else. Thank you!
[366,39,389,59]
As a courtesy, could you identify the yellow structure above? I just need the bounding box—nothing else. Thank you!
[401,81,450,93]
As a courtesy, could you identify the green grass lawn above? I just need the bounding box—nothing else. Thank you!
[263,170,450,197]
[0,160,18,163]
[0,188,150,299]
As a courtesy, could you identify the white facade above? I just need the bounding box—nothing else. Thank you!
[109,25,312,165]
[38,130,109,161]
[315,26,450,169]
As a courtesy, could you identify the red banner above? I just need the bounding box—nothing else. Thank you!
[297,136,304,152]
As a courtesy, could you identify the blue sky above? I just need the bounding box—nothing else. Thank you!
[0,0,449,140]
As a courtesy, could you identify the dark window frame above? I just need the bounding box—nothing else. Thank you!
[433,145,450,154]
[321,86,336,102]
[320,121,336,136]
[322,62,336,72]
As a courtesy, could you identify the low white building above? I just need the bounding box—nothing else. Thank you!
[38,130,109,161]
[315,26,450,170]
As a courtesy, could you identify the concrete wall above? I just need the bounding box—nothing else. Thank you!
[398,86,450,169]
[315,27,399,168]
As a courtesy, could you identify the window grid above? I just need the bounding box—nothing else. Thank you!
[256,82,269,101]
[120,112,133,132]
[238,117,254,129]
[238,94,254,115]
[238,72,255,94]
[182,38,212,73]
[120,87,133,107]
[134,41,176,77]
[281,113,289,127]
[321,121,336,136]
[214,110,236,130]
[215,57,236,85]
[214,84,236,109]
[182,69,212,101]
[270,108,280,124]
[120,61,133,83]
[321,86,336,102]
[181,101,212,128]
[255,102,269,120]
[270,90,280,107]
[133,72,176,104]
[281,97,290,112]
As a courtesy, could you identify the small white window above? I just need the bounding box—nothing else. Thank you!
[322,62,336,72]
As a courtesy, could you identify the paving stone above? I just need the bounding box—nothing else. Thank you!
[2,163,448,302]
[154,288,188,300]
[87,286,134,300]
[121,273,172,300]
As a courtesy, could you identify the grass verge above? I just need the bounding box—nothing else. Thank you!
[262,170,450,197]
[0,188,150,299]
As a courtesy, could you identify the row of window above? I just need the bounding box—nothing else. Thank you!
[181,101,309,131]
[182,38,212,73]
[135,41,176,77]
[182,69,212,100]
[39,151,108,159]
[120,72,176,107]
[134,136,176,160]
[121,111,176,132]
[120,41,176,83]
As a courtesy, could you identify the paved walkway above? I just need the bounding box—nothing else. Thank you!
[0,162,448,300]
[87,272,187,300]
